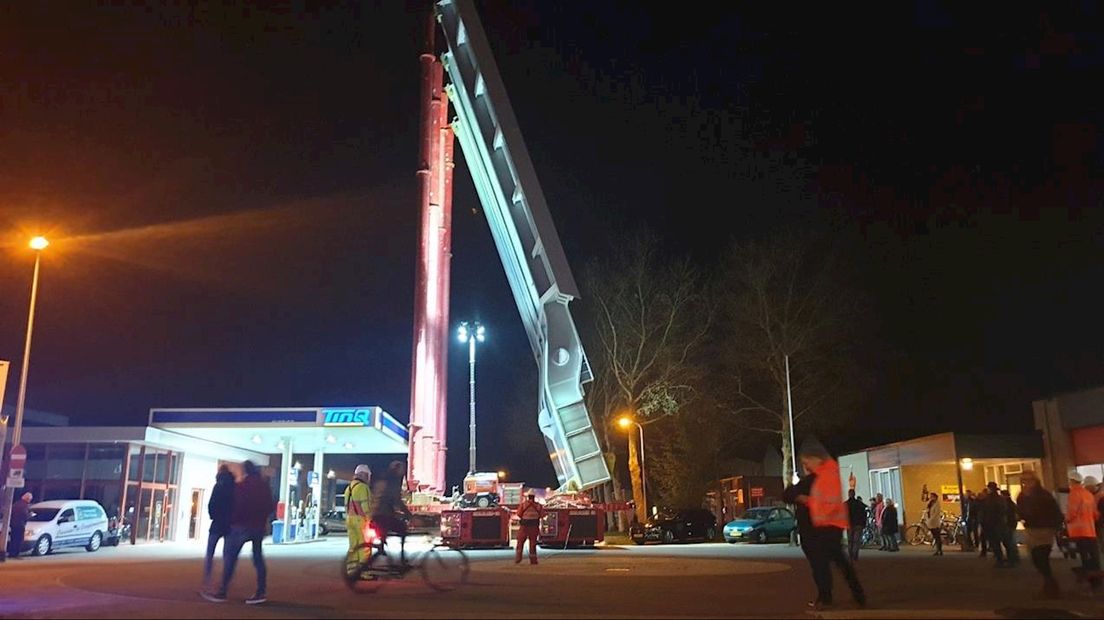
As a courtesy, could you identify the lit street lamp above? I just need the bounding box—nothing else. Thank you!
[1,236,49,562]
[457,321,485,475]
[617,415,647,520]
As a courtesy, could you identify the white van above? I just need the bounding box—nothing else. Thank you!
[23,500,110,556]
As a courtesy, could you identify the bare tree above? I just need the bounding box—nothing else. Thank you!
[581,231,711,524]
[720,231,865,485]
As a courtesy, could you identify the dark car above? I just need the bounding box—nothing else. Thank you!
[319,508,347,535]
[723,506,796,544]
[630,509,717,545]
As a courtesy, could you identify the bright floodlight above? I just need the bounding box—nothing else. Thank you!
[29,236,49,251]
[617,416,633,430]
[497,470,506,479]
[458,322,469,343]
[476,324,486,342]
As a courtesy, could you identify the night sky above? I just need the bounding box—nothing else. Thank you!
[2,2,1103,487]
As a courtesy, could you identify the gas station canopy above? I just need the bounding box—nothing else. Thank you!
[148,407,408,455]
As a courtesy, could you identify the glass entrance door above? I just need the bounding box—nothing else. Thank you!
[189,489,203,539]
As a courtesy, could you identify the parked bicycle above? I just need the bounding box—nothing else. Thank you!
[904,513,963,546]
[341,519,470,593]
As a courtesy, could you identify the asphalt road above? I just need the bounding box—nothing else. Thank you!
[1,536,1101,619]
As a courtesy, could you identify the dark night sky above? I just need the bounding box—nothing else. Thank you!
[2,2,1104,486]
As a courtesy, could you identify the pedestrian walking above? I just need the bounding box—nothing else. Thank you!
[203,466,235,589]
[202,460,276,605]
[344,464,372,570]
[6,492,32,559]
[1016,470,1063,599]
[846,490,866,561]
[515,490,545,565]
[782,437,865,611]
[1066,471,1102,593]
[924,493,943,555]
[882,499,900,551]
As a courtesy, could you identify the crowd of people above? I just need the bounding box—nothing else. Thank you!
[810,451,1104,604]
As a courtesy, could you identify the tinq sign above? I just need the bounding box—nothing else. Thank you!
[323,408,372,427]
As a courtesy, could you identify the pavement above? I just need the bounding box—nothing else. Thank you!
[0,536,1102,619]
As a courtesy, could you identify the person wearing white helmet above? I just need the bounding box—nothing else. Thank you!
[344,465,373,572]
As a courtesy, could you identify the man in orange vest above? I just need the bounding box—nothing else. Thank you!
[1067,472,1101,592]
[782,437,865,611]
[515,490,545,565]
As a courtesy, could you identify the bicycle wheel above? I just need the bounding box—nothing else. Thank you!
[419,545,470,592]
[904,525,926,546]
[342,546,390,594]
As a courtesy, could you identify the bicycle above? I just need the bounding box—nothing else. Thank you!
[905,513,962,546]
[341,520,470,594]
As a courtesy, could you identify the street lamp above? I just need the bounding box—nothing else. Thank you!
[616,415,647,520]
[457,321,485,474]
[1,236,48,562]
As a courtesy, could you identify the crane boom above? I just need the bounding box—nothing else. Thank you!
[436,0,610,491]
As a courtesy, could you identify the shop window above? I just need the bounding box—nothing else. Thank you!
[46,444,86,480]
[86,445,127,481]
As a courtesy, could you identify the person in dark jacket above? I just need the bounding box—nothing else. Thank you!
[1017,470,1063,598]
[7,492,32,558]
[203,460,276,605]
[963,490,978,550]
[845,490,866,561]
[979,482,1010,566]
[882,499,900,551]
[203,466,236,589]
[371,460,412,565]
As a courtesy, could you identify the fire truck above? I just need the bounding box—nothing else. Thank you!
[539,492,605,548]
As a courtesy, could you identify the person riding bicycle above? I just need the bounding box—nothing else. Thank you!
[371,460,413,566]
[345,465,373,566]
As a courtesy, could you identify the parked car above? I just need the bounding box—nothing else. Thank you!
[23,500,110,556]
[723,506,796,544]
[319,508,347,535]
[630,509,717,545]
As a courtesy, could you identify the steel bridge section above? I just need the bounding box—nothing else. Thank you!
[436,0,609,491]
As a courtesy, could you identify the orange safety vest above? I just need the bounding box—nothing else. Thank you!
[1067,484,1099,539]
[809,458,849,529]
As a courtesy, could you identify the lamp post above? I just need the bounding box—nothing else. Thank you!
[617,416,647,521]
[1,236,49,562]
[457,321,485,474]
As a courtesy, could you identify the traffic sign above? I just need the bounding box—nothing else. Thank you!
[6,474,24,489]
[10,444,26,469]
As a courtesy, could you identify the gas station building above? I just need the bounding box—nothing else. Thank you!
[13,406,407,545]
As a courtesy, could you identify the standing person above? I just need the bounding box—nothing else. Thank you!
[7,492,32,559]
[846,490,866,562]
[1000,489,1020,566]
[1017,470,1063,599]
[873,494,886,550]
[1066,472,1102,593]
[782,438,865,611]
[203,466,235,589]
[963,490,978,550]
[371,460,412,566]
[882,499,900,551]
[344,465,372,569]
[976,488,990,557]
[981,482,1009,567]
[202,460,275,605]
[1083,476,1104,556]
[515,490,545,565]
[924,493,943,556]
